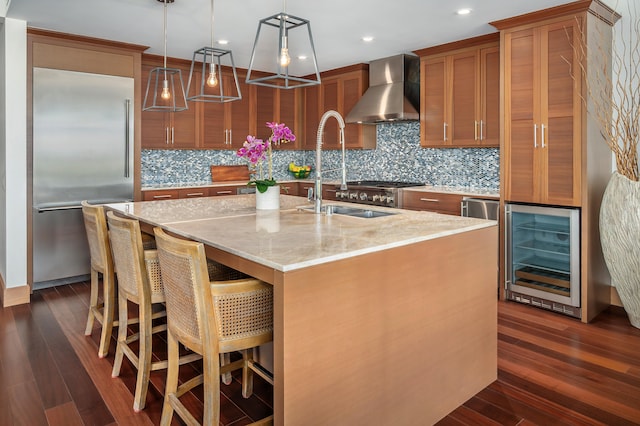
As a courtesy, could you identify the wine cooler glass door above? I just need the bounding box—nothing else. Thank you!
[506,204,581,310]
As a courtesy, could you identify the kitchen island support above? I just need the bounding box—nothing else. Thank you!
[206,226,497,425]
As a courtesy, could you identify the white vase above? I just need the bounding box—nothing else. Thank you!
[600,171,640,328]
[255,185,280,210]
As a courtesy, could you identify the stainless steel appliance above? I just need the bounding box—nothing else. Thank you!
[505,203,581,318]
[461,197,499,220]
[345,54,420,124]
[334,181,424,208]
[32,67,134,288]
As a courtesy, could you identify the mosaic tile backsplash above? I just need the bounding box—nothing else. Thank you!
[142,122,499,191]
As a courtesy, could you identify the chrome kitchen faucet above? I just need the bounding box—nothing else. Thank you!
[314,110,348,213]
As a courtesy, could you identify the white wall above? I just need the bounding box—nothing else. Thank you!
[0,17,27,290]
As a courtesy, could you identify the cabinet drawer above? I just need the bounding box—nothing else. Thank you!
[178,188,209,198]
[402,191,463,215]
[280,183,299,196]
[143,189,180,201]
[210,185,240,196]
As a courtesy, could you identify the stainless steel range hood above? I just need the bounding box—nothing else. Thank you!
[346,54,420,124]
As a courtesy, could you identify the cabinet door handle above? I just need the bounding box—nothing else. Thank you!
[224,129,229,145]
[480,120,484,141]
[186,192,204,197]
[216,190,233,195]
[474,120,478,141]
[541,124,546,148]
[419,198,440,202]
[533,124,538,148]
[165,127,170,145]
[229,129,232,145]
[153,194,173,199]
[443,123,448,141]
[171,127,175,145]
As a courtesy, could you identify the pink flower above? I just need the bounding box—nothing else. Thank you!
[236,122,296,183]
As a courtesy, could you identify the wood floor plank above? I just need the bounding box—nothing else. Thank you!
[41,283,155,426]
[45,401,84,426]
[8,378,49,426]
[10,303,73,409]
[28,291,116,425]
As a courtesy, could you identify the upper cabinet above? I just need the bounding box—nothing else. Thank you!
[303,65,376,150]
[141,56,199,149]
[254,84,302,150]
[416,34,500,148]
[201,71,250,149]
[501,20,581,205]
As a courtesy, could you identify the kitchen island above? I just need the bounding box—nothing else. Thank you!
[107,194,498,425]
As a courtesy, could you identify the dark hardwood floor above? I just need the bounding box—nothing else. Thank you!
[1,280,640,425]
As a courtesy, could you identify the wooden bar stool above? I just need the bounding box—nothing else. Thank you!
[153,227,274,426]
[107,211,201,412]
[81,200,117,358]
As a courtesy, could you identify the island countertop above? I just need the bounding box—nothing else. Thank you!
[107,194,496,272]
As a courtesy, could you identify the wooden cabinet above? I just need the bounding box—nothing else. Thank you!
[502,19,581,206]
[492,1,620,322]
[209,185,240,196]
[417,34,500,148]
[279,182,299,196]
[142,189,180,201]
[141,58,199,149]
[303,85,320,149]
[304,65,376,150]
[201,71,250,149]
[401,190,463,215]
[254,85,302,150]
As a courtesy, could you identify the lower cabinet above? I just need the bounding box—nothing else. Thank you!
[401,191,463,215]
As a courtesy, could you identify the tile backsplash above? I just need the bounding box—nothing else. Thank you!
[142,122,499,191]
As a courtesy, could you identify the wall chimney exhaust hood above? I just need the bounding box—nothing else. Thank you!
[346,54,420,124]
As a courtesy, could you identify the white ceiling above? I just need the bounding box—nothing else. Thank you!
[6,0,614,75]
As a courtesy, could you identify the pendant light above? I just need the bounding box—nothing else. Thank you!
[245,0,321,89]
[143,0,188,112]
[186,0,241,102]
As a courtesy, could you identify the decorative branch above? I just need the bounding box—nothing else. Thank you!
[569,1,639,181]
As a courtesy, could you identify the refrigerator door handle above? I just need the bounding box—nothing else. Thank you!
[124,99,131,178]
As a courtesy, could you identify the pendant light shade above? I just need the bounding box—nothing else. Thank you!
[246,1,320,89]
[143,0,188,112]
[186,0,241,102]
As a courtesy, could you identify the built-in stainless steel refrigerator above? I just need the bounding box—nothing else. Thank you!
[32,67,134,288]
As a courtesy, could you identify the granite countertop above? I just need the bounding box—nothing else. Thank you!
[402,185,500,199]
[107,194,496,272]
[143,181,499,198]
[141,179,311,191]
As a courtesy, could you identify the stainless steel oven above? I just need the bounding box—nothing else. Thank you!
[334,181,424,208]
[506,203,581,318]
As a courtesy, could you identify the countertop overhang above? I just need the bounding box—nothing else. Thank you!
[107,194,496,272]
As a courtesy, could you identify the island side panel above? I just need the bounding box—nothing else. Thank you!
[274,225,498,425]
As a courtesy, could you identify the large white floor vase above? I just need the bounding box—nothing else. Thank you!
[255,185,280,210]
[600,171,640,328]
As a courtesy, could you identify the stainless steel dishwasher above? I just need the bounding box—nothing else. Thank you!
[461,197,499,220]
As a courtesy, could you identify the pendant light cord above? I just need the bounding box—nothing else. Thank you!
[163,0,168,69]
[210,0,215,47]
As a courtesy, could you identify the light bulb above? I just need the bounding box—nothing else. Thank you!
[161,80,171,100]
[206,63,218,87]
[279,35,291,67]
[279,47,291,67]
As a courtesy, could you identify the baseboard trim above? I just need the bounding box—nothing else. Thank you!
[610,286,622,307]
[0,275,31,307]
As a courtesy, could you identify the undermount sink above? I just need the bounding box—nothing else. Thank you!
[298,204,397,218]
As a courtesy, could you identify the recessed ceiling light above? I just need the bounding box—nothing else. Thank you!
[456,8,471,15]
[298,55,308,60]
[362,36,374,42]
[218,39,229,45]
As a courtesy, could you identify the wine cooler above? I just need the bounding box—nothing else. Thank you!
[505,203,581,318]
